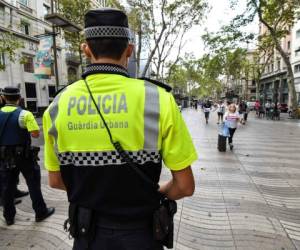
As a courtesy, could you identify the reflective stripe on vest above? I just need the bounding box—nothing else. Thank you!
[48,89,66,143]
[144,81,159,150]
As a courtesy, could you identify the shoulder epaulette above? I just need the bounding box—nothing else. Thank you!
[53,81,76,98]
[53,85,67,98]
[139,77,172,92]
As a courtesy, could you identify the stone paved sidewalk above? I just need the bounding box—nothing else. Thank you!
[1,109,300,250]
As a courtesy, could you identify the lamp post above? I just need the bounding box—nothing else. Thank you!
[44,0,82,90]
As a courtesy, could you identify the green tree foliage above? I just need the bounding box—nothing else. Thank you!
[0,31,24,71]
[166,57,223,98]
[58,0,91,53]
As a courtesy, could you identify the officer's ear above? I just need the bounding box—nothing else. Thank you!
[126,43,134,58]
[81,43,92,58]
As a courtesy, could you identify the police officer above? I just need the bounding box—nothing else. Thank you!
[0,88,30,206]
[0,87,55,225]
[44,8,197,249]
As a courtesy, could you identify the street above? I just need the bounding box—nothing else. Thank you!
[0,109,300,250]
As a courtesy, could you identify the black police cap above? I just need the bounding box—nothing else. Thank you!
[84,8,131,40]
[2,87,20,96]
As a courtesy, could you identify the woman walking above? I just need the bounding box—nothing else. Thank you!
[224,104,240,150]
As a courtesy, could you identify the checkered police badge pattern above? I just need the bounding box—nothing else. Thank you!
[84,26,131,39]
[58,150,161,166]
[84,64,128,76]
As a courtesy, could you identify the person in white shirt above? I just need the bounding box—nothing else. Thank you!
[224,104,240,150]
[216,101,226,124]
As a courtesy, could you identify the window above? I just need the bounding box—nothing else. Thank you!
[20,21,30,35]
[25,82,37,112]
[251,89,256,93]
[43,4,50,16]
[23,55,34,73]
[277,60,281,70]
[0,5,4,25]
[25,82,36,98]
[295,64,300,73]
[48,85,56,98]
[297,29,300,39]
[252,80,256,86]
[19,0,28,6]
[288,41,291,50]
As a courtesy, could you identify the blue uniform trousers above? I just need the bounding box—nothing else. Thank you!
[73,227,164,250]
[1,157,47,220]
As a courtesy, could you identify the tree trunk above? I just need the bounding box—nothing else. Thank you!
[255,79,260,100]
[141,26,165,77]
[274,42,298,109]
[255,2,298,109]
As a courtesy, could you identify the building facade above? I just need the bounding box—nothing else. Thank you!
[291,19,300,105]
[0,0,70,114]
[0,0,106,115]
[258,21,300,106]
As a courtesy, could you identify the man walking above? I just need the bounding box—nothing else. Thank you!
[0,87,55,225]
[43,8,197,249]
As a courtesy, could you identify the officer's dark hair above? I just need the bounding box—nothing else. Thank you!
[4,95,20,103]
[87,38,129,60]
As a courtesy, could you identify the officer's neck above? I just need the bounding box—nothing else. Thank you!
[92,57,127,69]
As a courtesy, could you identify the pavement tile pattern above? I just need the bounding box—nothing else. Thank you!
[0,109,300,250]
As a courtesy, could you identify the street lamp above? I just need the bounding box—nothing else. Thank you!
[43,0,82,91]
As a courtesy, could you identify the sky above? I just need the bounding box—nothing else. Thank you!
[183,0,259,58]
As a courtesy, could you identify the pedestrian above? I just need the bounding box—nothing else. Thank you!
[265,100,271,119]
[203,100,212,124]
[254,100,260,116]
[194,100,198,110]
[243,102,249,123]
[43,8,197,250]
[216,100,225,124]
[239,101,247,125]
[0,87,55,225]
[224,103,240,150]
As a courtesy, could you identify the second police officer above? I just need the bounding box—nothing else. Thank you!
[43,8,198,249]
[0,87,55,225]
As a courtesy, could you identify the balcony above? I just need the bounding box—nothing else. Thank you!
[65,53,81,66]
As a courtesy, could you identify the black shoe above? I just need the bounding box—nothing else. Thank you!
[230,144,234,150]
[36,207,55,222]
[15,189,29,199]
[6,218,15,226]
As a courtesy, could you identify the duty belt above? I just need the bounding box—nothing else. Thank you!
[0,145,27,170]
